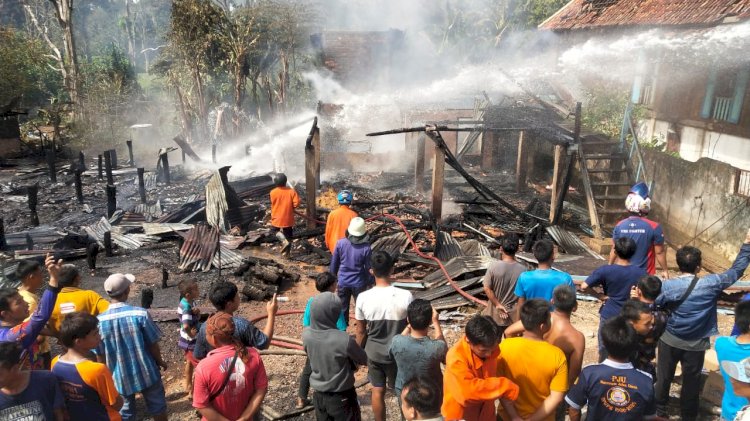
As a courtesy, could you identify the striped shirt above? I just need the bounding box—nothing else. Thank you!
[95,303,162,396]
[178,298,197,351]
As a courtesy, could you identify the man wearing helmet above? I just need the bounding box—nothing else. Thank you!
[609,183,669,278]
[269,173,299,256]
[325,190,358,253]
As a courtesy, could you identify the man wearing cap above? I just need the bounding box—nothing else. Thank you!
[330,217,374,326]
[325,189,358,253]
[723,357,750,420]
[95,273,168,421]
[609,182,669,278]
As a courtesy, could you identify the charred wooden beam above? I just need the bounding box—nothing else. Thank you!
[78,151,86,172]
[27,184,39,226]
[552,102,582,225]
[172,135,202,162]
[46,150,56,182]
[104,152,114,185]
[106,185,117,218]
[109,149,118,169]
[414,132,425,194]
[367,126,534,136]
[305,117,320,229]
[74,169,83,204]
[103,231,113,257]
[98,155,103,180]
[137,168,147,204]
[0,218,6,250]
[429,134,445,221]
[516,131,528,193]
[549,144,566,222]
[126,140,135,167]
[161,151,171,185]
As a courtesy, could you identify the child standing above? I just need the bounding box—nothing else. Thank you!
[177,279,200,398]
[297,272,347,409]
[52,312,123,421]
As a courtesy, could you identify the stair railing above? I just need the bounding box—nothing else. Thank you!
[619,101,654,195]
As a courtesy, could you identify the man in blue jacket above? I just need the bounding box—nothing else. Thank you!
[655,228,750,420]
[330,217,373,326]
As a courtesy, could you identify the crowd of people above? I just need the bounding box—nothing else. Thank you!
[1,180,750,421]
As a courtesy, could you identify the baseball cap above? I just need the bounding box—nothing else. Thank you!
[104,273,135,296]
[722,357,750,384]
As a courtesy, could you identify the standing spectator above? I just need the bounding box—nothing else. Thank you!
[514,239,574,320]
[722,357,750,420]
[442,315,519,421]
[297,272,347,409]
[498,299,568,421]
[325,189,358,253]
[15,260,52,369]
[177,279,200,399]
[0,342,65,420]
[609,182,668,278]
[193,281,277,359]
[302,291,367,421]
[0,254,62,369]
[566,316,657,421]
[631,275,668,378]
[331,217,373,325]
[354,251,413,421]
[52,312,123,421]
[193,312,268,421]
[94,273,168,421]
[717,301,750,421]
[390,299,447,402]
[621,299,662,378]
[400,378,443,421]
[580,237,646,361]
[655,229,750,420]
[481,233,526,328]
[47,264,110,336]
[269,173,299,256]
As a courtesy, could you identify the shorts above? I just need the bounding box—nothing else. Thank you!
[184,349,199,367]
[367,360,397,389]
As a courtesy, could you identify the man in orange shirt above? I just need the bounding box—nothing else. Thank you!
[442,315,519,421]
[324,189,358,253]
[269,173,299,256]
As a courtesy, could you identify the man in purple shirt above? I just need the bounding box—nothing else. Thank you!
[330,217,374,325]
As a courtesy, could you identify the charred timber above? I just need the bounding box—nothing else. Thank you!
[366,126,535,136]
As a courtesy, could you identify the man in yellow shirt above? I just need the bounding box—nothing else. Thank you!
[15,260,52,368]
[324,190,358,253]
[48,264,109,335]
[497,299,568,421]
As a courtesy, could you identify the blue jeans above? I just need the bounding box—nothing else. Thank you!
[121,380,167,421]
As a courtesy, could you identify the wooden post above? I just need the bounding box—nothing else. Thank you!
[552,102,582,225]
[104,152,114,185]
[305,118,319,229]
[126,140,134,167]
[430,142,445,220]
[137,168,147,203]
[0,218,6,250]
[98,154,103,180]
[549,144,567,222]
[480,130,495,171]
[109,149,118,169]
[103,231,113,257]
[414,133,425,194]
[106,185,117,218]
[27,184,39,226]
[161,152,171,185]
[313,127,321,190]
[46,149,56,182]
[212,145,217,163]
[78,151,86,172]
[26,233,33,250]
[181,149,186,164]
[516,131,528,193]
[74,169,84,204]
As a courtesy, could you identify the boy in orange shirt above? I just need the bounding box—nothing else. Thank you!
[442,315,519,421]
[497,299,568,421]
[47,264,109,336]
[269,173,299,256]
[324,189,358,253]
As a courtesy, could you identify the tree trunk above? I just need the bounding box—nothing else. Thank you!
[193,64,208,141]
[174,82,193,145]
[232,51,247,137]
[124,0,137,70]
[49,0,80,114]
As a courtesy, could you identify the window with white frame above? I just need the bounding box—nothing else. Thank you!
[700,67,750,124]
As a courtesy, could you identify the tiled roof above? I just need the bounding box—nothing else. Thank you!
[540,0,750,30]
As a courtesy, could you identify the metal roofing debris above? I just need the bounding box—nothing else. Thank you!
[371,232,410,256]
[212,245,244,269]
[545,226,605,260]
[142,223,194,236]
[422,255,494,289]
[414,276,482,301]
[83,217,159,250]
[179,224,220,272]
[133,200,163,220]
[436,231,464,262]
[458,239,492,258]
[225,205,263,229]
[540,0,750,30]
[431,287,484,310]
[220,235,246,250]
[230,175,276,200]
[4,227,65,248]
[15,248,87,260]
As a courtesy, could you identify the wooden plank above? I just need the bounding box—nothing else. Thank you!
[549,144,566,222]
[414,132,425,194]
[431,142,445,220]
[578,145,603,239]
[516,130,528,193]
[305,120,319,229]
[480,130,495,171]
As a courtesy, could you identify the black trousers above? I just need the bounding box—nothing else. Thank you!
[313,388,361,421]
[654,339,705,420]
[298,357,313,399]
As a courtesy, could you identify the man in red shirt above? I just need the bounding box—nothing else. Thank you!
[193,312,268,421]
[325,189,358,253]
[269,173,299,256]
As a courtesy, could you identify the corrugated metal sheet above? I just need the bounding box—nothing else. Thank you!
[179,224,219,272]
[133,200,163,220]
[0,260,20,289]
[422,255,494,289]
[458,240,492,257]
[541,0,750,30]
[225,205,262,228]
[211,245,244,269]
[5,227,64,248]
[230,175,276,200]
[83,217,159,250]
[371,232,410,256]
[414,276,482,301]
[436,231,464,262]
[142,223,194,236]
[431,287,485,310]
[545,226,605,260]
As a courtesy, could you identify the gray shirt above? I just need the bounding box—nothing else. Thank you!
[390,335,448,392]
[482,259,526,324]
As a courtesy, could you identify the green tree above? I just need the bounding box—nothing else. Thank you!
[0,27,62,107]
